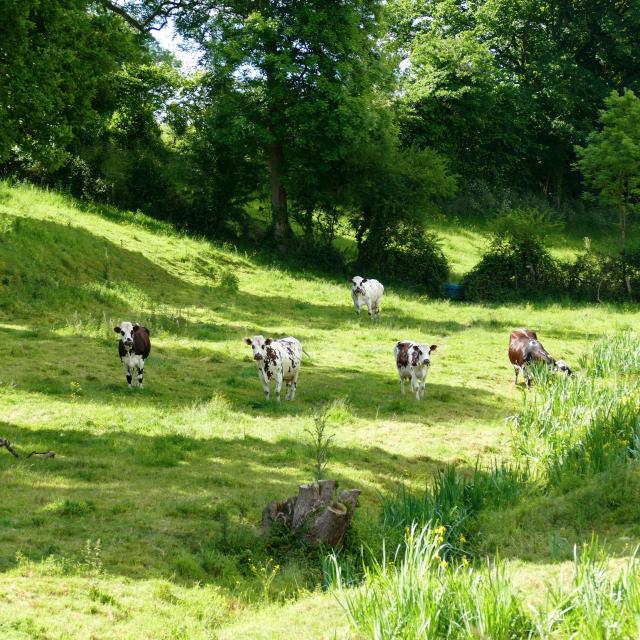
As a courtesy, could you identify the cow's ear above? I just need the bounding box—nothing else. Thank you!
[429,344,438,352]
[265,338,272,345]
[244,337,252,345]
[361,278,368,283]
[113,326,121,334]
[132,324,140,332]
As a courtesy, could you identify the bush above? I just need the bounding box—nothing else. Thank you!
[567,242,640,302]
[462,234,564,301]
[357,226,449,297]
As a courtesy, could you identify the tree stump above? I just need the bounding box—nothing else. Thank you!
[262,481,360,547]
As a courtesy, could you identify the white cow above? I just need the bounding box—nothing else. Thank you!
[394,340,437,400]
[244,335,303,401]
[351,276,384,321]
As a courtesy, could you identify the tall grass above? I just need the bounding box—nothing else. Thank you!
[539,537,640,639]
[332,524,533,640]
[510,363,640,486]
[334,528,640,640]
[380,463,530,559]
[580,330,640,378]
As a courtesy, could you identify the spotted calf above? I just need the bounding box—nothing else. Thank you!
[244,335,303,401]
[114,322,151,388]
[394,340,437,400]
[351,276,384,321]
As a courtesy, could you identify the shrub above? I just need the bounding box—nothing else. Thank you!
[218,269,239,293]
[462,234,564,301]
[567,243,640,302]
[356,226,449,297]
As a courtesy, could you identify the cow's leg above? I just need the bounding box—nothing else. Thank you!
[275,372,284,402]
[353,295,361,317]
[399,375,406,396]
[410,373,419,400]
[137,365,144,388]
[523,365,533,388]
[374,301,381,321]
[366,298,373,320]
[260,371,270,399]
[123,362,133,388]
[513,366,520,385]
[288,371,299,400]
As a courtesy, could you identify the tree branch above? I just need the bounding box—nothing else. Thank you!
[99,0,184,33]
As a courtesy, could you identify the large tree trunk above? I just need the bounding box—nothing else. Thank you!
[262,480,360,547]
[268,141,292,246]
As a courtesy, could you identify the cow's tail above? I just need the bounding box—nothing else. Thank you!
[302,348,312,361]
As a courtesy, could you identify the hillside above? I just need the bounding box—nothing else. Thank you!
[0,183,639,639]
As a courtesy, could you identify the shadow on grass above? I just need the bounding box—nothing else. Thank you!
[0,420,467,584]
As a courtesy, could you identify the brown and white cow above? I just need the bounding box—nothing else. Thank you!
[508,328,571,387]
[114,321,151,388]
[351,276,384,321]
[394,340,438,399]
[244,335,303,401]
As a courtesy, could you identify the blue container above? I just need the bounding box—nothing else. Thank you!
[444,283,463,300]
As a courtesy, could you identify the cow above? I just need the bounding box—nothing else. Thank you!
[114,322,151,388]
[351,276,384,321]
[244,335,303,401]
[508,328,572,387]
[394,340,438,400]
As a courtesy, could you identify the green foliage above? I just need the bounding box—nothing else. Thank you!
[335,527,640,640]
[305,403,336,482]
[576,89,640,250]
[580,331,640,378]
[218,269,240,293]
[397,0,640,199]
[380,463,529,560]
[461,209,565,301]
[541,537,640,639]
[333,524,534,640]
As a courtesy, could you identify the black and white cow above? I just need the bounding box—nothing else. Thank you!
[244,335,303,401]
[351,276,384,321]
[508,328,572,387]
[114,321,151,388]
[394,340,437,400]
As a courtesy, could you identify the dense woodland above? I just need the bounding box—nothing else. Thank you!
[2,0,640,299]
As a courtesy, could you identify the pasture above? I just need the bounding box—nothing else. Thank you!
[1,182,639,639]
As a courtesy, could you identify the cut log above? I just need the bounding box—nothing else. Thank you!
[262,480,360,547]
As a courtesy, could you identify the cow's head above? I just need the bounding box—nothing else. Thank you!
[527,339,554,365]
[114,321,140,349]
[351,276,366,295]
[411,344,437,368]
[554,359,573,376]
[244,335,272,361]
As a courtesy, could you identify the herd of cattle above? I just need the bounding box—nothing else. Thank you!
[114,276,573,400]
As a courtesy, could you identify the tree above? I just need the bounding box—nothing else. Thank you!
[171,0,388,246]
[576,89,640,252]
[0,0,133,169]
[395,0,640,202]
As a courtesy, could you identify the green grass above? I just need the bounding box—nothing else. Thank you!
[0,181,639,638]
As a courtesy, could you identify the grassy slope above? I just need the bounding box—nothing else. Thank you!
[0,183,638,639]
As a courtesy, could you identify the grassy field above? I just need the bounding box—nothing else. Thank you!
[0,182,639,639]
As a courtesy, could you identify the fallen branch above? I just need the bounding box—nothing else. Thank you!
[0,438,55,459]
[0,438,19,458]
